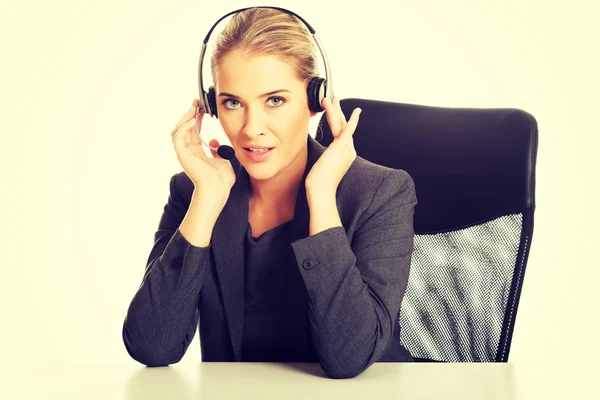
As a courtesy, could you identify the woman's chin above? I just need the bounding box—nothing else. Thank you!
[246,167,276,181]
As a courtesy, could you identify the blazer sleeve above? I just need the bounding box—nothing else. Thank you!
[122,173,211,367]
[289,169,417,379]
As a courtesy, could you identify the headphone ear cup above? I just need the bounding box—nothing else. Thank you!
[207,86,218,118]
[307,77,326,112]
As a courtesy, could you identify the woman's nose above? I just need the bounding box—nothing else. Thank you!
[241,107,266,137]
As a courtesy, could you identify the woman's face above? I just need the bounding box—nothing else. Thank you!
[215,49,317,181]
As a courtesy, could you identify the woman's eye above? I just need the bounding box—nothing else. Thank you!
[222,99,240,109]
[268,96,285,107]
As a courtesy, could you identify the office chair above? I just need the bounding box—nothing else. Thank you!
[317,98,538,362]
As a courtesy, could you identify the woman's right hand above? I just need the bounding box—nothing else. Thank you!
[171,99,236,202]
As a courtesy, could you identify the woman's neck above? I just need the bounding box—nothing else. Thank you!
[249,178,301,211]
[248,143,308,209]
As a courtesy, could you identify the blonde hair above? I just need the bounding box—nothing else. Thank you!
[210,8,318,85]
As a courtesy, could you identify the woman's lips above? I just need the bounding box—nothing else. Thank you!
[243,147,274,162]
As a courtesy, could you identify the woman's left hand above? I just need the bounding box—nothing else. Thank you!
[305,97,362,196]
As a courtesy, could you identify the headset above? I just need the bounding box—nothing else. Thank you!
[195,6,334,160]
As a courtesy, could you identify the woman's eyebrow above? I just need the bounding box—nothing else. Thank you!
[218,89,291,98]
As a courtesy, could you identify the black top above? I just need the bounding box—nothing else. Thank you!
[242,220,319,362]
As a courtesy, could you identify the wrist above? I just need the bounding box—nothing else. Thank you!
[305,184,336,202]
[191,189,227,215]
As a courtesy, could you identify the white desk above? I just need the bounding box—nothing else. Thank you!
[1,362,598,399]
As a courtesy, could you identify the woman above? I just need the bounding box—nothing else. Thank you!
[122,7,417,379]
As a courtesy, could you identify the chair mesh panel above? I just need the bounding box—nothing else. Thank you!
[399,213,523,362]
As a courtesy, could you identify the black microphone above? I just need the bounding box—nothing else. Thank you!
[194,109,236,160]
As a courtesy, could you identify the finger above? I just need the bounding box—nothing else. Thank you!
[172,108,204,151]
[342,108,362,140]
[172,107,197,138]
[172,99,201,135]
[172,117,197,146]
[327,97,346,137]
[208,139,220,158]
[334,97,348,133]
[172,118,198,156]
[189,111,204,145]
[322,97,344,137]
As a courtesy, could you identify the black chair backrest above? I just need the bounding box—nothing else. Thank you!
[317,98,538,362]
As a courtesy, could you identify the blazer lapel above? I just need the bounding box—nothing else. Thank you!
[211,135,325,361]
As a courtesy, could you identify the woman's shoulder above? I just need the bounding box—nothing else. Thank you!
[335,156,417,231]
[166,171,196,205]
[341,155,415,199]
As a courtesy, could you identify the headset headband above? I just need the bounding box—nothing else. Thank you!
[197,6,333,114]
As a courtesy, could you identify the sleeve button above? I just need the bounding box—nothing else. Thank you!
[302,258,319,270]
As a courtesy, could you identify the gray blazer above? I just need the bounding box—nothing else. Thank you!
[122,134,418,379]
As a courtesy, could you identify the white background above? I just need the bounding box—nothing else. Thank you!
[1,0,598,364]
